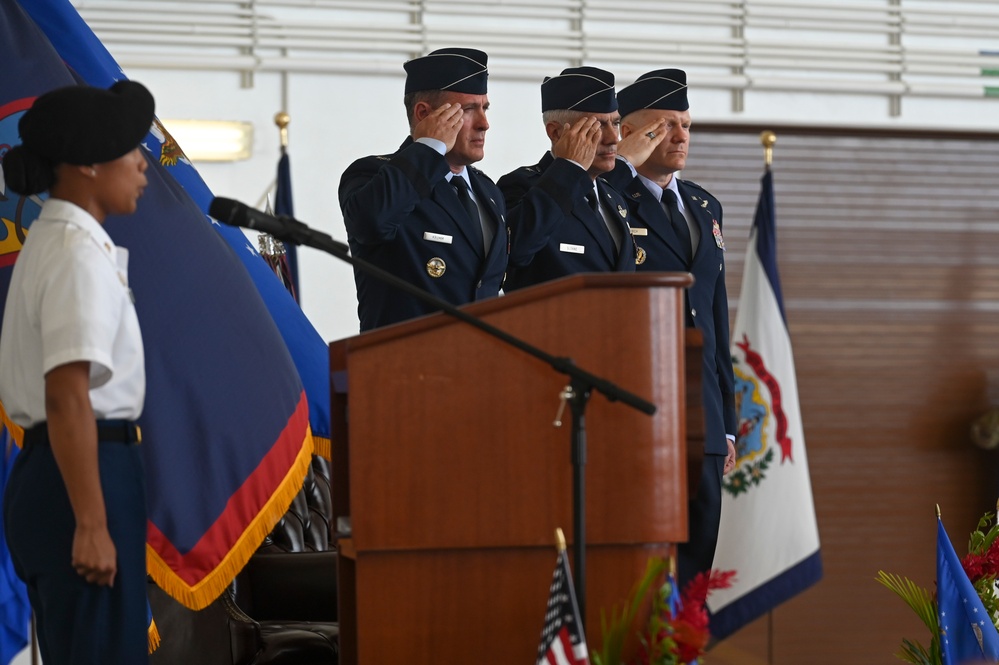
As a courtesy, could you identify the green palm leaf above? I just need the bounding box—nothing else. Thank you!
[593,557,669,665]
[896,637,935,665]
[876,571,941,665]
[875,571,937,633]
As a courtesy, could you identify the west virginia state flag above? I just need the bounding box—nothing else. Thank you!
[0,0,318,609]
[706,167,822,638]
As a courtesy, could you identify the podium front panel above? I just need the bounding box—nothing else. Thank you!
[332,273,692,663]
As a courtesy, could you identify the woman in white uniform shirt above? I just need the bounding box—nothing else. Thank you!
[0,80,153,665]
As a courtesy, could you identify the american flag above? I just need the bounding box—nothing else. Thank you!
[536,549,589,665]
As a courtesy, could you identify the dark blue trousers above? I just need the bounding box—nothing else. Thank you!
[677,452,726,590]
[4,441,148,665]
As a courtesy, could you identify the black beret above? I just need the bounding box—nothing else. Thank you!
[541,66,617,113]
[17,80,155,165]
[404,48,489,95]
[617,69,688,118]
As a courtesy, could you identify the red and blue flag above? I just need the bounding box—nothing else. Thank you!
[1,0,325,610]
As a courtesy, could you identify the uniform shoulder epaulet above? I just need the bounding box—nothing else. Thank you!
[680,178,713,197]
[597,176,628,198]
[470,166,498,186]
[499,164,542,181]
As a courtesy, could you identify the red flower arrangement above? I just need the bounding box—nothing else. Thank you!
[594,558,736,665]
[638,569,737,665]
[961,534,999,583]
[958,511,999,624]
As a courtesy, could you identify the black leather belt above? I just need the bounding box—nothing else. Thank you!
[23,419,141,448]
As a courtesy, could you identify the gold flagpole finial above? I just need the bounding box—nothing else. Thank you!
[275,111,290,149]
[761,130,776,168]
[555,528,567,553]
[936,503,941,519]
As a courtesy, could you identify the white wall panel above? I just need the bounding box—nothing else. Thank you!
[54,0,999,344]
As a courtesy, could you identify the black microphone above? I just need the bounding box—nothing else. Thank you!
[209,197,296,237]
[208,197,349,253]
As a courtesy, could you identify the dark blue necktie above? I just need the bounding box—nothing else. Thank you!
[663,189,692,265]
[450,177,491,253]
[587,188,622,252]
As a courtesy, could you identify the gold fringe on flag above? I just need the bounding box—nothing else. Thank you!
[145,426,315,610]
[311,434,331,461]
[0,402,24,446]
[148,617,161,654]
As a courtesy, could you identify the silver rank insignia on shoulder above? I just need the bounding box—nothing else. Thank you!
[426,257,446,278]
[712,219,725,250]
[636,246,647,265]
[617,204,627,218]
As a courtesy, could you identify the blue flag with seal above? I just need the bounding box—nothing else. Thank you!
[707,167,822,638]
[1,0,319,610]
[937,514,999,664]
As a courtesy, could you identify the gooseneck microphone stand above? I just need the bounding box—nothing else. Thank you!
[212,201,657,623]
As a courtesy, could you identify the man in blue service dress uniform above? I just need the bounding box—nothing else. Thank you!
[498,66,636,290]
[339,48,508,331]
[608,69,738,589]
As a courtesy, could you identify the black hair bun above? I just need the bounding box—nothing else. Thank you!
[3,144,55,196]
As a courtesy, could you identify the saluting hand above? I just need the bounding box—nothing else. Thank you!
[73,523,118,587]
[413,103,465,154]
[617,118,667,168]
[551,116,602,172]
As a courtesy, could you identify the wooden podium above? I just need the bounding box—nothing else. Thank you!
[330,273,694,664]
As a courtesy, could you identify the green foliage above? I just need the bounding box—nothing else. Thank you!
[592,557,669,665]
[874,571,941,665]
[967,512,999,554]
[896,638,936,665]
[975,575,999,626]
[639,581,680,665]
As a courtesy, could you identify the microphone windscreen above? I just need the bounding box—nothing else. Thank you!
[208,197,242,225]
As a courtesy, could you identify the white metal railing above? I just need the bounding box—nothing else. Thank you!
[69,0,999,110]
